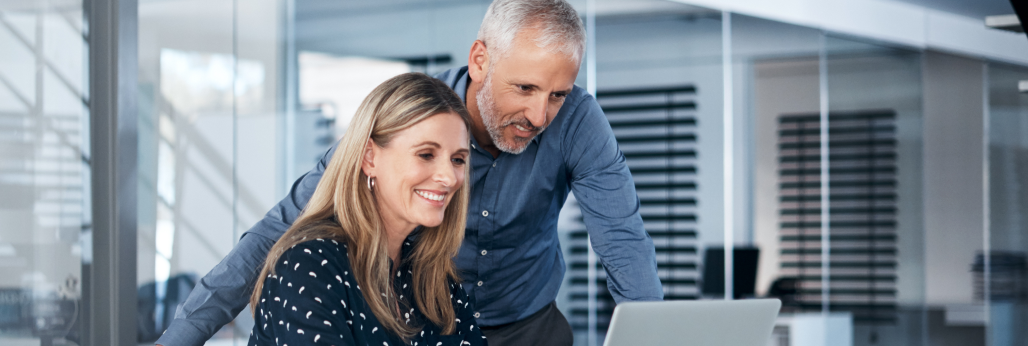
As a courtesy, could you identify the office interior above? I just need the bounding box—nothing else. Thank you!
[1,0,1026,345]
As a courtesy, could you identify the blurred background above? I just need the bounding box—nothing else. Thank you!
[1,0,1027,345]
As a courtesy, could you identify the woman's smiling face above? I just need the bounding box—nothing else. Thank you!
[363,112,470,234]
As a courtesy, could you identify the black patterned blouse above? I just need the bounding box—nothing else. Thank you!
[248,236,487,346]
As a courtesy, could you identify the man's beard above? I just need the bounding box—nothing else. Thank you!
[476,71,544,155]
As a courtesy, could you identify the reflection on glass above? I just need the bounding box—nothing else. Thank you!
[740,14,929,346]
[159,49,266,115]
[825,35,924,346]
[732,14,822,304]
[118,2,1028,346]
[736,13,825,344]
[137,0,285,342]
[290,0,487,186]
[297,53,410,139]
[557,2,723,345]
[987,63,1028,346]
[0,1,88,345]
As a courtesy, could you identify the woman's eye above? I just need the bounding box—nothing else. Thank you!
[452,157,466,165]
[419,153,434,160]
[518,85,530,92]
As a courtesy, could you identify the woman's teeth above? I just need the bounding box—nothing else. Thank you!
[415,190,444,201]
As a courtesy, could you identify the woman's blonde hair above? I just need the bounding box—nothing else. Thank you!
[250,72,472,339]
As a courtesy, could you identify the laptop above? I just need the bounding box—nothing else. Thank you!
[602,299,782,346]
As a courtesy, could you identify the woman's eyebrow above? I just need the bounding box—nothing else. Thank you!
[412,141,468,154]
[412,141,441,148]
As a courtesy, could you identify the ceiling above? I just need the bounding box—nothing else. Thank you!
[889,0,1015,18]
[0,0,1017,21]
[295,0,1018,22]
[294,0,711,22]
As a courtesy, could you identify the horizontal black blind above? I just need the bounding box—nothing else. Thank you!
[777,110,899,324]
[565,85,699,332]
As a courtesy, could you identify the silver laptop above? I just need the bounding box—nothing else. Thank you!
[603,299,781,346]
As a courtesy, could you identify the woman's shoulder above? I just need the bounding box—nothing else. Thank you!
[274,236,352,274]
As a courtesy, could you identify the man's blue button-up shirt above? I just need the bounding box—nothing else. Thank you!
[156,67,662,345]
[437,67,663,325]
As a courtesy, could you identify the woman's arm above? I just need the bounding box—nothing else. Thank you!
[450,280,488,345]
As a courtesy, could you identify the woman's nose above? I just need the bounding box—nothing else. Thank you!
[435,161,457,187]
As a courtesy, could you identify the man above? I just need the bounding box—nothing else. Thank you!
[157,1,662,345]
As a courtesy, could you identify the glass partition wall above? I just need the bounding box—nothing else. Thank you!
[731,11,989,346]
[0,1,89,345]
[567,2,723,345]
[986,63,1028,346]
[734,13,838,346]
[2,1,1027,345]
[136,0,287,343]
[824,36,925,346]
[732,14,823,318]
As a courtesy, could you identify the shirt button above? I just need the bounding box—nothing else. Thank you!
[474,312,481,318]
[481,210,489,217]
[471,144,476,149]
[492,162,496,168]
[477,281,483,287]
[481,250,488,256]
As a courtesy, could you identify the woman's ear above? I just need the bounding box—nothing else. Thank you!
[360,139,377,177]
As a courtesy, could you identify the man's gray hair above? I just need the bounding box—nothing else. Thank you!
[477,0,586,63]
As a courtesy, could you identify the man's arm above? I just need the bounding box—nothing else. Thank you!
[562,94,664,303]
[156,145,336,346]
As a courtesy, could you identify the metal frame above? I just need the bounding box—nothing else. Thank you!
[85,0,138,344]
[721,10,735,302]
[818,31,831,317]
[585,1,598,345]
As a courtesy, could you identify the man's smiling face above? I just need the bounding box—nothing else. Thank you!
[475,25,580,154]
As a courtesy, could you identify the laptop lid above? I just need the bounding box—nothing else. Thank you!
[602,299,782,346]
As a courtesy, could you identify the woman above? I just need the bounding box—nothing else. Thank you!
[248,73,485,346]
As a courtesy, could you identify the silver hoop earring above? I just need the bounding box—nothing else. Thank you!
[367,176,375,191]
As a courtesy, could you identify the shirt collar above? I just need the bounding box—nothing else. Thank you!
[454,68,470,103]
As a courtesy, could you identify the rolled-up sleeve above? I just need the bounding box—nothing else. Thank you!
[562,96,664,303]
[156,145,337,346]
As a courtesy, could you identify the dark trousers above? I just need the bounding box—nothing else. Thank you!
[481,302,573,346]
